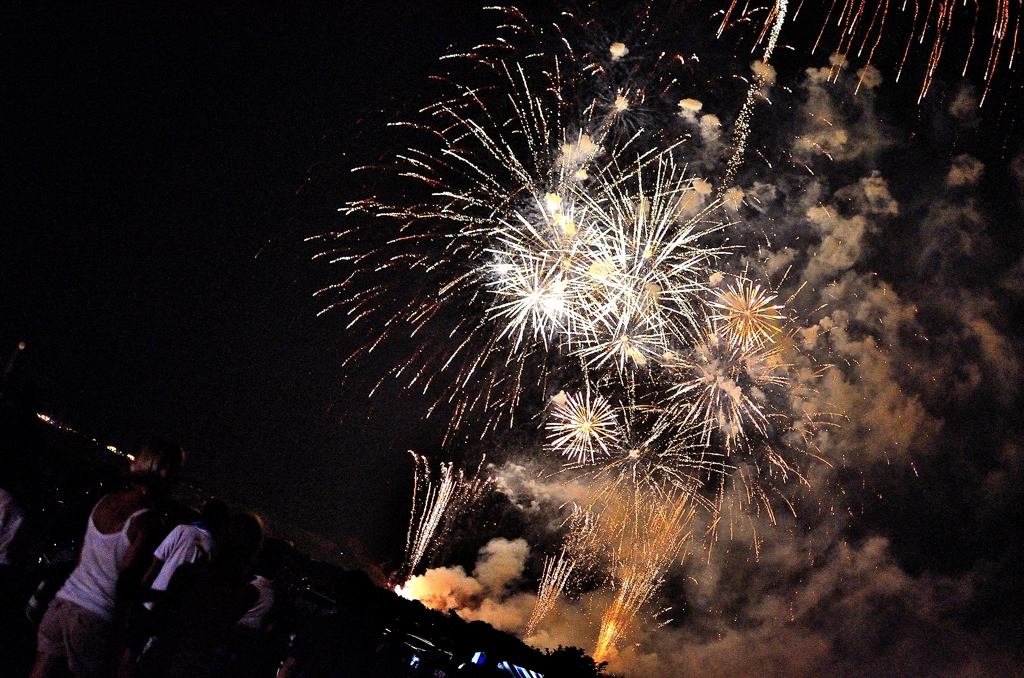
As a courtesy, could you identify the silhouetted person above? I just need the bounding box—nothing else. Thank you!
[237,537,284,633]
[141,498,230,608]
[31,439,185,678]
[133,513,264,678]
[117,498,231,673]
[225,539,287,677]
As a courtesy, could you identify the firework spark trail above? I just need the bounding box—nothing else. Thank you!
[526,504,600,636]
[400,452,491,581]
[592,491,696,663]
[809,0,1021,103]
[722,0,789,190]
[719,0,1022,103]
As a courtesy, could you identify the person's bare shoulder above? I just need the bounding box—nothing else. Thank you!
[126,509,161,543]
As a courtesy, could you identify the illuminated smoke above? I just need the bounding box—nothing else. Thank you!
[311,4,1024,672]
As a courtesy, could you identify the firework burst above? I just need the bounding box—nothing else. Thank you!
[562,156,727,373]
[576,398,724,514]
[663,317,790,452]
[546,389,619,465]
[707,275,786,351]
[323,44,728,441]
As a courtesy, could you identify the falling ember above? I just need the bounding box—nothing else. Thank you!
[813,0,1021,104]
[719,0,1022,104]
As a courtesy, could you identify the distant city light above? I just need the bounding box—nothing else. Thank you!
[36,412,128,458]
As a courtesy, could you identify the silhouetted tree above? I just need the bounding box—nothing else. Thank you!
[543,645,617,677]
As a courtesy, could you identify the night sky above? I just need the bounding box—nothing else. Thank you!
[3,2,1024,674]
[1,1,546,565]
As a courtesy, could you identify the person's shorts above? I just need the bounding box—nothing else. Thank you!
[37,597,112,678]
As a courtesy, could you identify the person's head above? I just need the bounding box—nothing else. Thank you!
[129,439,185,491]
[200,497,229,534]
[220,513,264,573]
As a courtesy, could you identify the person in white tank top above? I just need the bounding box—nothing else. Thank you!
[55,503,153,620]
[31,440,185,678]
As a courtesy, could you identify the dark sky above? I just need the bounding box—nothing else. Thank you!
[0,1,562,564]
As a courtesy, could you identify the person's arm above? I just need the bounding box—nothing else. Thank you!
[0,504,26,564]
[140,556,165,590]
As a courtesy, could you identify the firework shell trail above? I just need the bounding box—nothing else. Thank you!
[721,0,789,190]
[525,504,600,637]
[399,452,492,583]
[592,489,696,663]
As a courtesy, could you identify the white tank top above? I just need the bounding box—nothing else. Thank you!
[56,498,151,620]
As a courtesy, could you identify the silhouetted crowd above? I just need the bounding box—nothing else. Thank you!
[0,435,474,678]
[1,438,289,678]
[0,371,609,678]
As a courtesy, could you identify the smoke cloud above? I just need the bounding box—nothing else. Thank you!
[400,537,536,633]
[486,55,1022,677]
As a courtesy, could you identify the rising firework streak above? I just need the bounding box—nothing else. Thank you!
[399,452,492,582]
